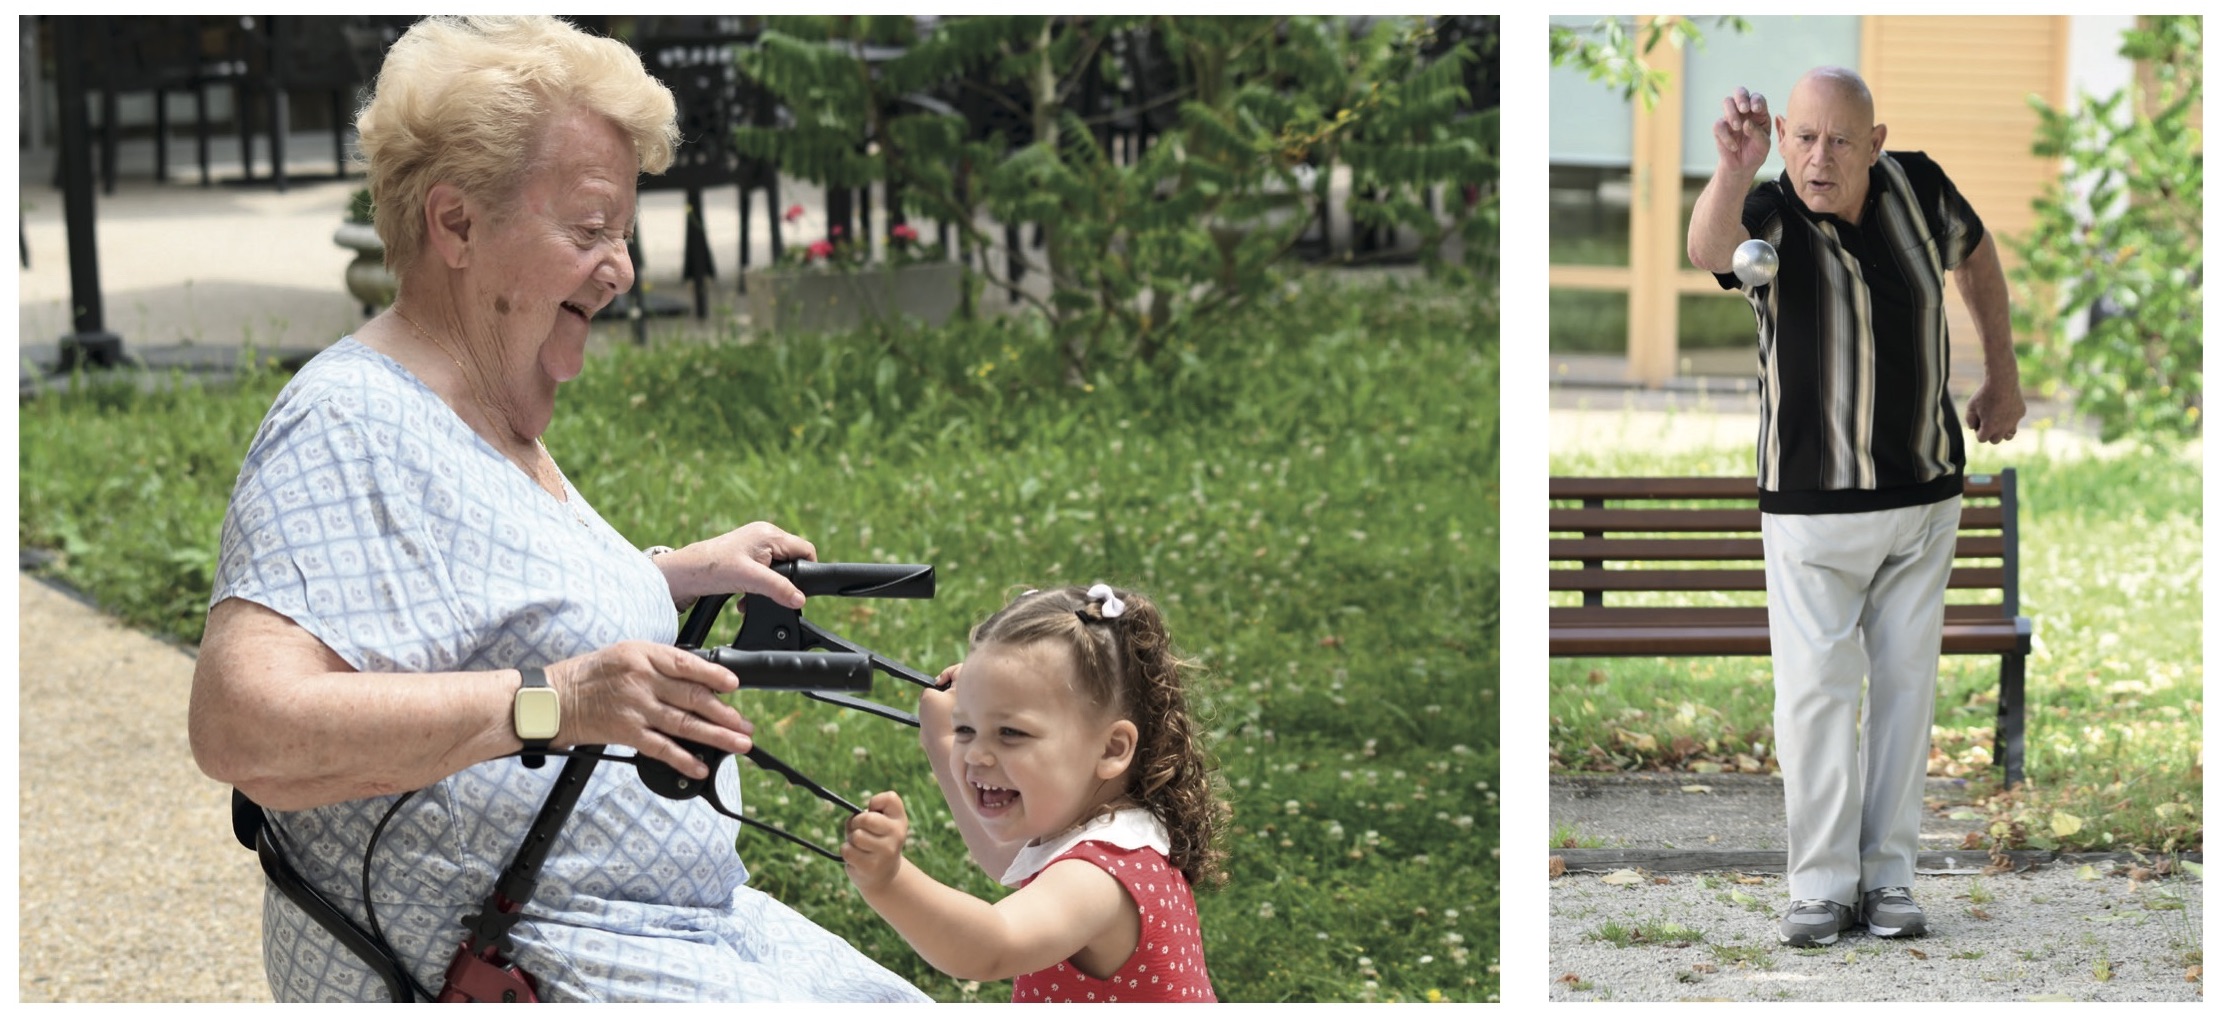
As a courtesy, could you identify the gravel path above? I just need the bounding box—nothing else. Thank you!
[1550,863,2203,1001]
[19,573,269,1002]
[1548,774,2204,1002]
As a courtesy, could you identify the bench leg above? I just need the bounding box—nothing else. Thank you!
[1997,652,2027,787]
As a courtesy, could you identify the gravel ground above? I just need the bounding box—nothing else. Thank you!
[1550,863,2203,1001]
[19,572,269,1002]
[1548,774,2204,1002]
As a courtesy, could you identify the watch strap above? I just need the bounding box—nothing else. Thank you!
[516,665,554,769]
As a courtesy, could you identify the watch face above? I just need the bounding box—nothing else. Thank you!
[515,689,561,740]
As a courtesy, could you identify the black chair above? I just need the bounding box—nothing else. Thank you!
[231,16,399,192]
[70,17,202,192]
[632,18,784,320]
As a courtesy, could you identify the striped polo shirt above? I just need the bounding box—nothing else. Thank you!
[1718,150,1985,515]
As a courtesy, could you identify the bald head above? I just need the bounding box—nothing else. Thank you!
[1776,65,1886,222]
[1789,66,1875,128]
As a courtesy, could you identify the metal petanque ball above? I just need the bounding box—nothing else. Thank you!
[1732,239,1779,288]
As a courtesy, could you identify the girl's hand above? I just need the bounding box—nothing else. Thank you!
[545,641,753,779]
[919,663,961,723]
[655,521,818,610]
[842,791,911,891]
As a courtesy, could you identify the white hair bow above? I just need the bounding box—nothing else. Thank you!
[1086,583,1126,619]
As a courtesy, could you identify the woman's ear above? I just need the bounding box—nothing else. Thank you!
[423,182,474,270]
[1096,719,1139,781]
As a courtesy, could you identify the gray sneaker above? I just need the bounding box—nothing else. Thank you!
[1861,886,1928,938]
[1778,898,1852,946]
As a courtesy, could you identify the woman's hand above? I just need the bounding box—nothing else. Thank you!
[547,641,754,778]
[653,521,818,611]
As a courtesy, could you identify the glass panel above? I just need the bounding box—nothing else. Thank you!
[1679,291,1759,352]
[1548,15,1636,167]
[1550,164,1632,266]
[1678,15,1862,176]
[1550,289,1629,355]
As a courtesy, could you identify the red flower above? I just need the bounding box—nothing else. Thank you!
[806,239,834,262]
[891,223,919,243]
[784,205,805,224]
[831,225,845,238]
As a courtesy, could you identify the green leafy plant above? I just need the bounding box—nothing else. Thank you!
[2008,15,2202,443]
[346,187,375,225]
[1547,15,1747,109]
[736,16,1493,384]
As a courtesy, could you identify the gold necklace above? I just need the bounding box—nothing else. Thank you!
[391,308,570,505]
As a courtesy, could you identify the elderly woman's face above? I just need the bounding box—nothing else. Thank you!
[474,109,637,387]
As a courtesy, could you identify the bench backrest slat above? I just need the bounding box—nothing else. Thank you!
[1551,506,2006,534]
[1550,470,2022,641]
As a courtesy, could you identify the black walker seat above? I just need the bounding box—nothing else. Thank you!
[1549,470,2034,785]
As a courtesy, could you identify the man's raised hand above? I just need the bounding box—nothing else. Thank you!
[1714,86,1772,177]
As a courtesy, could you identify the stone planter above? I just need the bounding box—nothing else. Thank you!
[334,221,397,313]
[744,260,962,334]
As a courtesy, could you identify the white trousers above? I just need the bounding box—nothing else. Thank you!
[1763,497,1961,905]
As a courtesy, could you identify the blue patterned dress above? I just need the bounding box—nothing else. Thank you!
[210,337,925,1002]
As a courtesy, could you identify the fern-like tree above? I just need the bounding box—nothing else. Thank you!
[2009,15,2202,442]
[735,16,1494,384]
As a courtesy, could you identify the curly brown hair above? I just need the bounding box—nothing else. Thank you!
[969,584,1230,889]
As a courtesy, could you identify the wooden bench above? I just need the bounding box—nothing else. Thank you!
[1550,470,2033,785]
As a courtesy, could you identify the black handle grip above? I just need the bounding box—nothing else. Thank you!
[690,647,872,693]
[770,561,936,599]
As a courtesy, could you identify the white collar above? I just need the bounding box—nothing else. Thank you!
[999,807,1171,887]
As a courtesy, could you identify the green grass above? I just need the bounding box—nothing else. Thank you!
[1706,942,1775,970]
[20,273,1500,1002]
[1583,917,1705,948]
[1549,435,2202,854]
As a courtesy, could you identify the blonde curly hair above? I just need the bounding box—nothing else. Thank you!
[355,16,678,277]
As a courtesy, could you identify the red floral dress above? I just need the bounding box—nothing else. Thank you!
[1010,840,1214,1002]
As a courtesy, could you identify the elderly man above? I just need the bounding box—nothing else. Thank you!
[1686,66,2026,947]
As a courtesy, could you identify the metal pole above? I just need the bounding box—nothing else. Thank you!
[53,16,126,370]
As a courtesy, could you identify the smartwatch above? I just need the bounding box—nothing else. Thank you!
[513,666,561,768]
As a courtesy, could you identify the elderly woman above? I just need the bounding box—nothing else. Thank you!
[188,16,925,1002]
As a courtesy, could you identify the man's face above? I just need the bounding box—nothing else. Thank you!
[1775,79,1885,223]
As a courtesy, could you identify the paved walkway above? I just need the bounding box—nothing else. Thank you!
[18,573,268,1001]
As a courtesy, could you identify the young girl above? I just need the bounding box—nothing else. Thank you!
[841,583,1226,1002]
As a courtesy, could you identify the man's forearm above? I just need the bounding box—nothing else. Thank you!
[1688,167,1759,273]
[1954,234,2019,383]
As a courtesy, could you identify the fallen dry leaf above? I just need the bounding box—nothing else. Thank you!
[1690,963,1716,973]
[1549,855,1566,878]
[1649,875,1672,885]
[1907,948,1928,960]
[1969,907,1993,921]
[1681,784,1714,794]
[1734,874,1764,885]
[2187,965,2202,983]
[1961,831,1986,850]
[1558,973,1581,985]
[2130,866,2155,882]
[1599,868,1646,886]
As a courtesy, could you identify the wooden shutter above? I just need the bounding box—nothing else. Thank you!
[1862,16,2070,273]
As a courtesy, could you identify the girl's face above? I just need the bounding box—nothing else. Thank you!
[950,638,1136,847]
